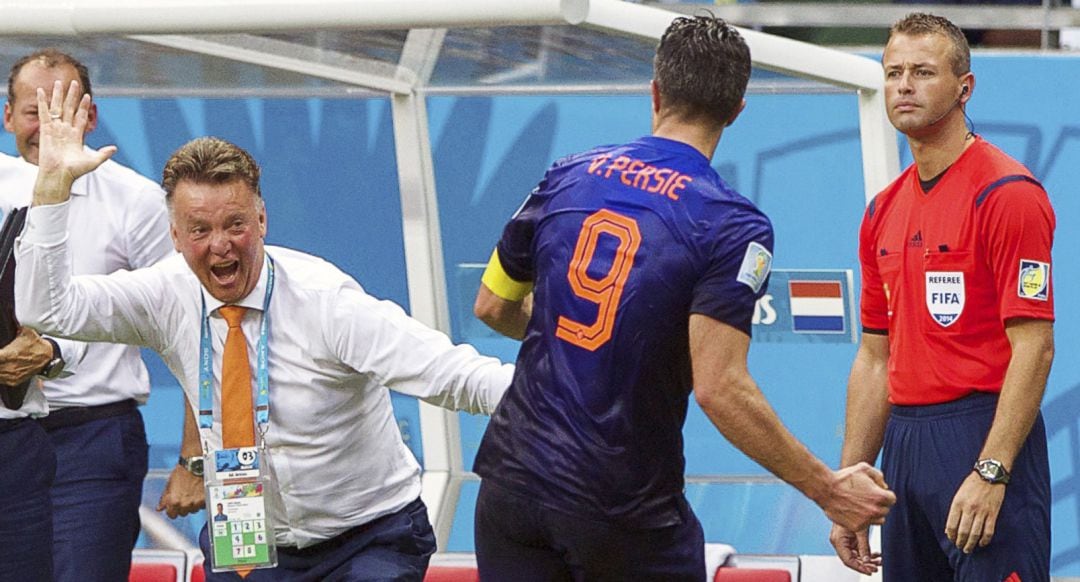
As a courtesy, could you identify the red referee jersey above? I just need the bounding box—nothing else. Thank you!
[859,137,1055,405]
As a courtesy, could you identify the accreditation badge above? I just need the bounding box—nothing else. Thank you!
[205,447,278,573]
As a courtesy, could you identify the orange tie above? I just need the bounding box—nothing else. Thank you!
[219,306,255,449]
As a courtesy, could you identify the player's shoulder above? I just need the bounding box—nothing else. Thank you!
[693,175,770,228]
[529,143,626,201]
[547,143,620,174]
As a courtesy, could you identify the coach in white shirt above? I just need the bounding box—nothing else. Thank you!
[1,49,173,581]
[18,81,512,581]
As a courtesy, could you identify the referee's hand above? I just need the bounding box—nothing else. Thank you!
[945,472,1005,553]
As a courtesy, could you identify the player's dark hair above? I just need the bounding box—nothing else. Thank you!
[8,49,93,104]
[654,15,751,128]
[890,13,971,76]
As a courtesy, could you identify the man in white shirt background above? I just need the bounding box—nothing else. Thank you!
[0,321,53,580]
[0,49,174,581]
[17,80,513,580]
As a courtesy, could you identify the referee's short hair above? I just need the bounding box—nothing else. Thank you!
[890,12,971,76]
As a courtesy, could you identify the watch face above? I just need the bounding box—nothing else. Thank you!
[181,456,205,476]
[42,357,64,380]
[976,460,1007,483]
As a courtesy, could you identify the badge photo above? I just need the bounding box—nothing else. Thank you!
[1017,259,1050,301]
[925,271,965,327]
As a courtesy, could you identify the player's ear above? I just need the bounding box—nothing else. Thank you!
[725,99,746,127]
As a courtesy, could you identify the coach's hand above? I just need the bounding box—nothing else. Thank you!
[946,472,1005,553]
[157,463,206,519]
[33,79,115,207]
[829,523,881,575]
[823,462,895,531]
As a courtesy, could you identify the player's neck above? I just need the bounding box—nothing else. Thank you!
[652,118,722,161]
[907,120,975,181]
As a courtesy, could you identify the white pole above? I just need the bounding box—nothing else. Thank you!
[858,89,902,203]
[583,0,900,203]
[0,0,589,35]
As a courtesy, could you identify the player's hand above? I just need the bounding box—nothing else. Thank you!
[34,79,115,205]
[823,462,896,531]
[157,463,206,519]
[829,523,881,574]
[0,327,52,385]
[945,471,1005,553]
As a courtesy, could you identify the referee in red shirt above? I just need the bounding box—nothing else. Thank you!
[831,13,1055,582]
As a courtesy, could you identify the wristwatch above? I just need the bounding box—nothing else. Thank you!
[973,458,1010,485]
[178,455,205,477]
[39,338,64,380]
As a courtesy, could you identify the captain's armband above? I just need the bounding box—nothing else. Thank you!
[480,250,533,301]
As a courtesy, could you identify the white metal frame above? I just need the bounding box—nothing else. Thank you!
[585,0,899,201]
[2,0,589,34]
[3,0,901,552]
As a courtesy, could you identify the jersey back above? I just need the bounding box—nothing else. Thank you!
[474,136,773,527]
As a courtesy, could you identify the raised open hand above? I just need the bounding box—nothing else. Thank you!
[32,79,116,205]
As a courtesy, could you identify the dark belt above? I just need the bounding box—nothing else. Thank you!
[0,417,28,433]
[36,399,137,431]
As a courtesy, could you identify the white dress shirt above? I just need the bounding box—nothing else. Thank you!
[0,152,173,413]
[16,201,513,548]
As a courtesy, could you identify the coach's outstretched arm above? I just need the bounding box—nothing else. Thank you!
[689,314,896,532]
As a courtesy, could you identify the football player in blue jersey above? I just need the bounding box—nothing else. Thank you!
[471,15,896,582]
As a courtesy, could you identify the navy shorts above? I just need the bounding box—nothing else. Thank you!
[475,480,705,582]
[881,392,1050,581]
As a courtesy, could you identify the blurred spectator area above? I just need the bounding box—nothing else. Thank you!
[635,0,1080,49]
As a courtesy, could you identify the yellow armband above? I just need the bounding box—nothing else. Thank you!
[480,250,533,301]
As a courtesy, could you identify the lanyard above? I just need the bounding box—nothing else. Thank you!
[198,257,275,432]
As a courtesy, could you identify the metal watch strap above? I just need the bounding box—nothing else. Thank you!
[179,455,204,477]
[973,458,1010,485]
[39,338,64,379]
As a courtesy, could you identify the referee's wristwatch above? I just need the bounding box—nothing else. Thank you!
[178,455,205,477]
[973,458,1010,485]
[38,338,64,380]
